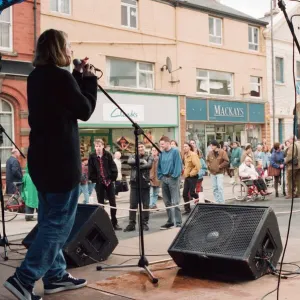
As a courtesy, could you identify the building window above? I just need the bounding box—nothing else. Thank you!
[296,61,300,94]
[0,99,14,166]
[275,57,284,83]
[209,17,222,44]
[50,0,71,14]
[250,76,262,98]
[196,69,233,96]
[0,7,12,51]
[248,26,259,51]
[108,58,154,90]
[121,0,137,29]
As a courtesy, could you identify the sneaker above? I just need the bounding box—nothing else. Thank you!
[123,224,136,232]
[44,273,87,295]
[176,224,182,228]
[4,275,42,300]
[160,223,174,230]
[143,224,149,231]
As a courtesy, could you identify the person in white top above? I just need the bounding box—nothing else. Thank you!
[114,151,122,199]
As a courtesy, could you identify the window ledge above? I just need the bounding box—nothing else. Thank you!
[275,82,286,86]
[1,51,18,57]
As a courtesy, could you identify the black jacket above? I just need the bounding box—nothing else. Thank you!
[6,156,23,194]
[128,153,153,188]
[27,65,97,193]
[88,150,118,183]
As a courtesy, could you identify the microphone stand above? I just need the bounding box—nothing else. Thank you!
[0,124,26,260]
[95,83,162,284]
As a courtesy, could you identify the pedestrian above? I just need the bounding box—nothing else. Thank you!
[114,151,122,199]
[124,142,153,232]
[4,29,98,299]
[149,146,160,210]
[206,140,229,204]
[269,142,285,198]
[6,149,23,195]
[182,142,200,215]
[190,139,202,157]
[254,145,264,166]
[158,136,182,229]
[79,158,89,204]
[88,139,122,230]
[223,144,232,178]
[262,145,271,171]
[230,141,242,184]
[241,144,254,163]
[170,140,178,148]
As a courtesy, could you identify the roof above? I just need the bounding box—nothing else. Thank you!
[165,0,268,26]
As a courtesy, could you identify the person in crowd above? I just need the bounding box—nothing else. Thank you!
[222,143,232,179]
[124,142,153,232]
[22,164,38,222]
[284,136,300,199]
[241,144,254,163]
[149,146,160,210]
[79,158,89,204]
[254,145,264,166]
[114,151,122,199]
[182,142,201,215]
[158,136,182,229]
[256,160,265,179]
[206,140,229,204]
[269,142,285,198]
[6,149,23,195]
[262,145,271,171]
[4,29,98,299]
[190,139,202,157]
[239,157,270,196]
[170,140,178,148]
[230,141,242,184]
[105,144,111,153]
[89,139,122,230]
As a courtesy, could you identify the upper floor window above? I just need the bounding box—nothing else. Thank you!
[275,57,284,84]
[250,76,262,98]
[248,26,259,51]
[107,58,154,90]
[0,7,12,51]
[50,0,71,14]
[209,17,222,44]
[121,0,137,29]
[196,69,233,96]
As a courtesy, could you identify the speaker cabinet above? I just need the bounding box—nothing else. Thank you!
[168,204,282,281]
[23,204,118,267]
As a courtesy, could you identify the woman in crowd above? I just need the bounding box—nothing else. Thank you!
[261,145,271,171]
[241,144,254,163]
[171,140,178,148]
[114,151,122,199]
[149,146,160,209]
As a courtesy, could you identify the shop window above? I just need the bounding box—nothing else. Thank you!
[209,17,222,45]
[50,0,71,14]
[250,76,262,98]
[196,69,233,96]
[121,0,137,29]
[108,58,154,90]
[248,26,259,51]
[0,99,14,166]
[0,7,12,51]
[275,57,284,84]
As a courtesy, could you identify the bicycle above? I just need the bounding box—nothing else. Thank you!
[0,182,25,222]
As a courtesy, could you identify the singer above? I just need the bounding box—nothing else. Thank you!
[4,29,98,300]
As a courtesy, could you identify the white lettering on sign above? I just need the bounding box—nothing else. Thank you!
[103,103,145,122]
[214,105,244,118]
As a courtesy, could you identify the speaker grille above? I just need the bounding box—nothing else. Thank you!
[172,205,266,258]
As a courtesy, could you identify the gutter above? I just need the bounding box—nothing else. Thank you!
[33,0,37,49]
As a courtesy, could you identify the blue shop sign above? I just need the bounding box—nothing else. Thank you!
[209,100,247,122]
[186,98,207,121]
[249,103,265,123]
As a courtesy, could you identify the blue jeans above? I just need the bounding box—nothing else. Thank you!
[88,182,96,196]
[15,186,79,287]
[211,174,224,204]
[79,184,89,204]
[161,176,182,226]
[150,186,160,207]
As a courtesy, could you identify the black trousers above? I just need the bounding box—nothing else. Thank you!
[253,178,267,192]
[183,176,198,212]
[95,182,117,226]
[129,187,150,225]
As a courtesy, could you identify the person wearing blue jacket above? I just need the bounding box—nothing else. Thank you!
[270,143,285,197]
[230,142,242,183]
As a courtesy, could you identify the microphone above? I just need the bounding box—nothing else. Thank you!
[73,58,102,73]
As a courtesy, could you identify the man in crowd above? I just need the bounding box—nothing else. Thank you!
[206,140,229,204]
[6,149,23,194]
[158,136,182,229]
[124,142,153,232]
[88,139,122,230]
[230,141,242,184]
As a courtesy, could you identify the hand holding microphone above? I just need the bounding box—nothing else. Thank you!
[73,58,102,78]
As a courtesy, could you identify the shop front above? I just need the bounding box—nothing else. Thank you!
[78,91,179,157]
[186,99,265,156]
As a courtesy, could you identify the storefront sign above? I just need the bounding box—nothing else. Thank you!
[103,103,145,122]
[209,101,247,122]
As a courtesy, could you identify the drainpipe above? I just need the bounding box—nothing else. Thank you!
[33,0,37,50]
[271,0,276,144]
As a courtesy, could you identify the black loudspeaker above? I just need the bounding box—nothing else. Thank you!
[168,204,282,281]
[23,204,118,267]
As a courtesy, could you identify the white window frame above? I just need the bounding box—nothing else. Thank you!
[121,0,138,29]
[209,16,222,45]
[0,7,13,52]
[50,0,71,15]
[107,58,154,90]
[248,25,259,52]
[275,56,285,84]
[196,69,233,97]
[0,99,14,167]
[250,76,262,99]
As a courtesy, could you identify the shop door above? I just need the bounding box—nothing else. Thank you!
[206,133,216,146]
